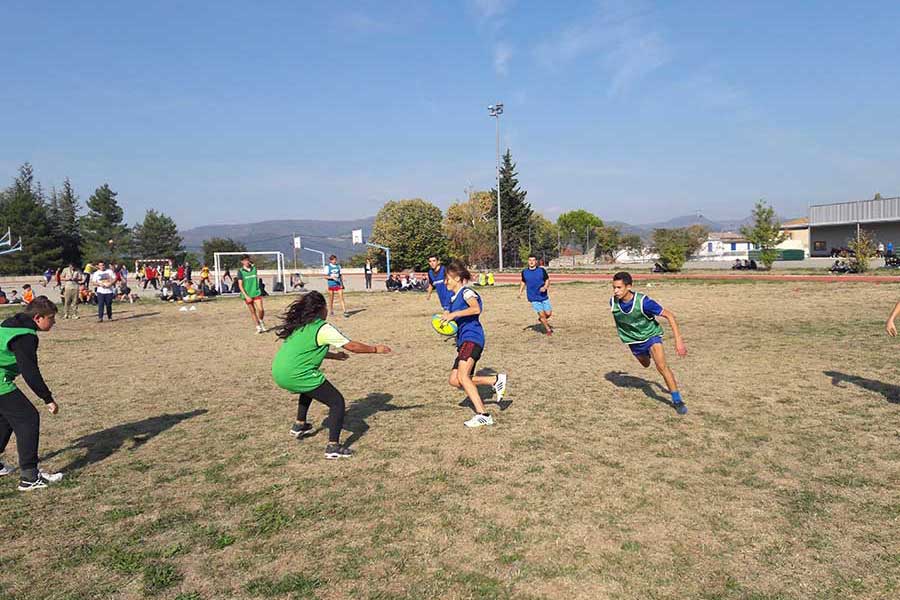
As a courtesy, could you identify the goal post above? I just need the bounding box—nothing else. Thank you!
[213,251,286,295]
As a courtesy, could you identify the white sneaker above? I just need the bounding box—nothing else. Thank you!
[179,306,188,312]
[493,373,508,400]
[189,306,197,311]
[39,470,63,483]
[464,414,494,428]
[0,460,14,476]
[256,324,264,334]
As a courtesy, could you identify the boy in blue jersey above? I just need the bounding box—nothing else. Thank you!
[425,256,452,311]
[517,255,553,335]
[325,255,349,318]
[611,272,688,415]
[441,260,507,427]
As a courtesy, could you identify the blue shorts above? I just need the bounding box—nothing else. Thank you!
[530,299,552,313]
[628,336,663,357]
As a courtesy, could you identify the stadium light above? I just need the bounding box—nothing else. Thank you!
[488,102,504,271]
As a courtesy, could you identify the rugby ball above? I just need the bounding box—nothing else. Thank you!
[431,314,458,337]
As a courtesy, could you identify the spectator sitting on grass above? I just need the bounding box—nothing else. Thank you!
[22,285,34,305]
[116,282,138,304]
[8,291,21,304]
[79,284,97,305]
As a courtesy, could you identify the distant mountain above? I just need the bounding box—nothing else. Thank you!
[180,217,376,265]
[609,213,771,240]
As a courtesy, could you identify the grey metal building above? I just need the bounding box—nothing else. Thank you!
[809,196,900,256]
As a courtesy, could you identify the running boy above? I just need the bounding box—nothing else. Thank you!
[425,255,452,311]
[610,272,688,415]
[0,296,63,491]
[518,254,553,335]
[325,255,348,318]
[272,291,391,458]
[236,255,267,333]
[441,259,507,427]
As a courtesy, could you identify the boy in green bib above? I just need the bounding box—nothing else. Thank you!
[236,255,267,334]
[611,272,688,415]
[272,291,391,459]
[0,297,64,490]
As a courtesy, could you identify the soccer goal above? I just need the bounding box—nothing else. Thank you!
[213,251,286,295]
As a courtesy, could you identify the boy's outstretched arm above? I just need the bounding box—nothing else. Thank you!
[659,309,687,357]
[886,301,900,337]
[9,335,59,413]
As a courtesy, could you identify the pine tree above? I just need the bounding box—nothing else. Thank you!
[132,209,183,260]
[57,178,83,265]
[490,149,532,268]
[0,163,62,274]
[81,183,130,262]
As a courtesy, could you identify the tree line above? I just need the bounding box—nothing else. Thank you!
[363,149,660,271]
[3,159,790,276]
[0,164,185,274]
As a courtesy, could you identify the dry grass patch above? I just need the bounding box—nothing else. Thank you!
[0,281,898,599]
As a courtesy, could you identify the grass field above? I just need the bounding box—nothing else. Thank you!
[1,281,899,599]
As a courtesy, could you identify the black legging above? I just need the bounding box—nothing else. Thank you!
[97,292,113,320]
[297,379,345,443]
[0,388,40,481]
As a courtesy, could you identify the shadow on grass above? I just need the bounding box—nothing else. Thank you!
[113,311,161,321]
[604,371,673,408]
[333,393,423,448]
[522,323,548,334]
[824,370,900,404]
[343,308,367,318]
[42,409,208,472]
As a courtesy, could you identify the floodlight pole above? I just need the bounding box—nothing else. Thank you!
[488,102,504,272]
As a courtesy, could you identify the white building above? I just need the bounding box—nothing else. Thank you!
[695,232,757,261]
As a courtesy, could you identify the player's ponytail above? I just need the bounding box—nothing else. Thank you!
[445,259,471,283]
[275,291,327,339]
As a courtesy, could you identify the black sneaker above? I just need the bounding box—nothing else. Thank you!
[17,474,52,492]
[324,443,353,459]
[290,423,314,438]
[673,402,688,416]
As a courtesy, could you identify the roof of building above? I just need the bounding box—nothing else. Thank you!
[708,231,750,242]
[781,217,809,229]
[810,196,900,226]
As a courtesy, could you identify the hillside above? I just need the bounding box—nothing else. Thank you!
[180,217,376,266]
[179,212,797,263]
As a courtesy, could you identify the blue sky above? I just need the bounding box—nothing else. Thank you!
[2,0,899,228]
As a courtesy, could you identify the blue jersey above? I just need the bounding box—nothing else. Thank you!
[610,294,663,317]
[450,286,485,348]
[325,263,342,286]
[428,265,452,309]
[521,266,549,302]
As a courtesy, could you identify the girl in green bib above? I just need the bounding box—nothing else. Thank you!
[611,272,689,415]
[237,255,267,334]
[272,291,391,459]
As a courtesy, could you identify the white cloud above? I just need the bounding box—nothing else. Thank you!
[471,0,515,21]
[533,1,670,95]
[493,42,513,76]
